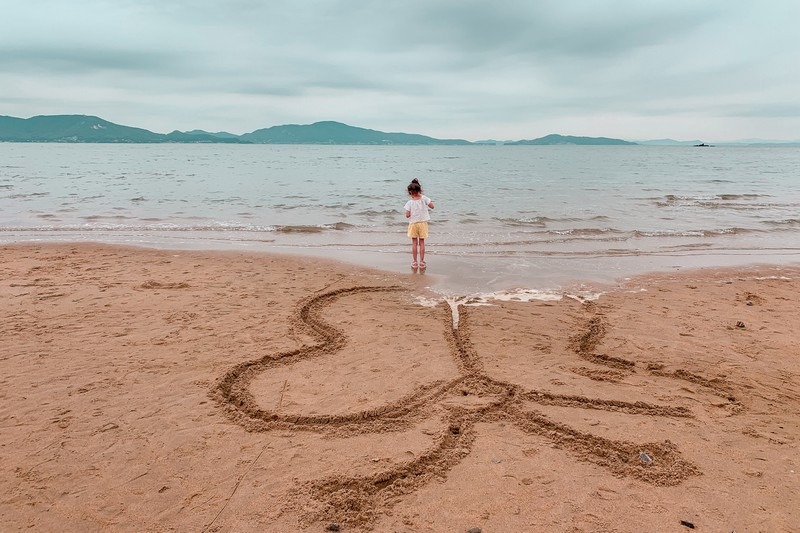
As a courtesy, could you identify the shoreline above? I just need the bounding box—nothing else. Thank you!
[3,235,799,297]
[2,242,798,531]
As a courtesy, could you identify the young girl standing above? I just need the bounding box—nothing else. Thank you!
[404,178,435,269]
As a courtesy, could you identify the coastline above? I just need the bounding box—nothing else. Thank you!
[2,242,798,532]
[4,232,799,297]
[4,142,800,297]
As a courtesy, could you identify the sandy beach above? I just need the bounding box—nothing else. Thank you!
[1,242,798,532]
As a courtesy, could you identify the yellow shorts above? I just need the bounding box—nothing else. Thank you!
[407,221,429,239]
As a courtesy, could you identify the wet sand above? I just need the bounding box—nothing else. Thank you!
[1,242,798,532]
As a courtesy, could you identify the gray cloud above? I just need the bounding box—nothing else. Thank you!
[0,46,179,74]
[1,0,799,140]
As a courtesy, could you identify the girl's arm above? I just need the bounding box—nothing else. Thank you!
[427,200,435,210]
[406,209,411,218]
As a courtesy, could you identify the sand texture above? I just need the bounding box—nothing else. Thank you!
[1,243,798,532]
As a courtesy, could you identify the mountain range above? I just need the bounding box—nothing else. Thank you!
[0,115,243,144]
[0,114,797,146]
[0,114,630,145]
[507,134,635,145]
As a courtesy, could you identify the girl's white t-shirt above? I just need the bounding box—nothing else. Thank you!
[404,195,432,223]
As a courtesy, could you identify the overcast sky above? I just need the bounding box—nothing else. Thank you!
[1,0,799,141]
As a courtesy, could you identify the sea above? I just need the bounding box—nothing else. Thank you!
[1,143,799,296]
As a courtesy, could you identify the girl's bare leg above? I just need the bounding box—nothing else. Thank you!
[419,238,426,265]
[411,238,419,265]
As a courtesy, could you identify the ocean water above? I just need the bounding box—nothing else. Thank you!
[1,143,799,294]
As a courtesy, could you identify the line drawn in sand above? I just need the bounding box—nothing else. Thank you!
[213,286,742,529]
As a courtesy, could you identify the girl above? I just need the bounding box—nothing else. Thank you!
[404,178,435,269]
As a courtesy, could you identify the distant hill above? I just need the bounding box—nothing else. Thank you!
[0,115,166,143]
[184,129,240,139]
[507,134,637,145]
[164,130,245,143]
[636,138,703,146]
[739,141,800,147]
[0,115,245,143]
[9,114,792,146]
[0,115,469,145]
[240,121,471,145]
[637,138,800,146]
[473,139,513,145]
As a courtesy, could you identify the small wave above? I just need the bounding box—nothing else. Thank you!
[329,222,355,230]
[545,215,611,222]
[494,216,549,227]
[440,233,630,248]
[694,202,783,211]
[0,222,278,233]
[632,227,754,237]
[663,243,715,250]
[548,228,622,236]
[415,289,566,327]
[353,194,386,200]
[655,194,781,210]
[322,203,358,209]
[717,193,768,200]
[276,225,325,233]
[355,209,398,217]
[275,222,354,233]
[208,197,246,204]
[462,289,565,304]
[81,215,135,221]
[495,215,610,227]
[660,194,704,204]
[4,192,50,199]
[765,218,800,227]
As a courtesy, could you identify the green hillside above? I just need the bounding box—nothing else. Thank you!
[507,134,636,145]
[241,121,471,145]
[0,115,165,142]
[0,114,646,145]
[0,115,248,143]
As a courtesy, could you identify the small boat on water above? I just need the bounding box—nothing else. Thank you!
[694,142,713,147]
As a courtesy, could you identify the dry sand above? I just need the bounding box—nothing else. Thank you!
[1,242,798,532]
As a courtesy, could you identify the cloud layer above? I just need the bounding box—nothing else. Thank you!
[2,0,798,140]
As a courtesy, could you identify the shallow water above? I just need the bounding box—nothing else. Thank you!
[2,143,799,295]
